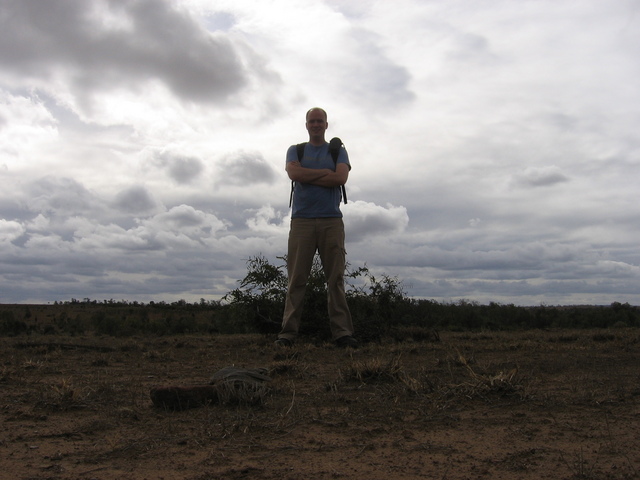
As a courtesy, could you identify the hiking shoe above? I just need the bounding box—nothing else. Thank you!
[335,335,359,349]
[274,338,293,348]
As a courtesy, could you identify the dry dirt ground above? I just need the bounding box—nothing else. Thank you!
[1,329,639,480]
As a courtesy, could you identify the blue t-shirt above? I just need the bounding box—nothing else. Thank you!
[287,142,350,219]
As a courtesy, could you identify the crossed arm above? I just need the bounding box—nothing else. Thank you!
[286,161,349,187]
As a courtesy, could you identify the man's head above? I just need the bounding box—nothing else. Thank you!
[306,107,327,121]
[305,107,328,145]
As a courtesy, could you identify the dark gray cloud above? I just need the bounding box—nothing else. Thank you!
[155,152,205,184]
[0,0,249,103]
[217,151,276,186]
[343,201,408,242]
[26,176,103,217]
[339,28,415,108]
[445,32,497,65]
[113,185,159,214]
[513,166,570,187]
[168,157,204,184]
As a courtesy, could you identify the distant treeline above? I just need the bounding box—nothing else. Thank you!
[0,298,637,339]
[1,255,638,339]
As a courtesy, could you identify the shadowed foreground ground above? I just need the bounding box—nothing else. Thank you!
[1,329,639,479]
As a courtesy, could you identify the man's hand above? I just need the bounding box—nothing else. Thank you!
[286,162,348,187]
[312,163,349,187]
[286,161,331,183]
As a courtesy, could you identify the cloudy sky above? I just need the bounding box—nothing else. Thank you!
[1,0,639,306]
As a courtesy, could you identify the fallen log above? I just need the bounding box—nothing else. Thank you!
[150,367,272,410]
[150,385,218,410]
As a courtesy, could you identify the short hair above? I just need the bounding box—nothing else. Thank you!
[306,107,327,121]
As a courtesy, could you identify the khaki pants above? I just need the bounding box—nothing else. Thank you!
[279,218,354,341]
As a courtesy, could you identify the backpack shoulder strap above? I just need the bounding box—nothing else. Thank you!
[296,142,307,161]
[289,143,307,208]
[329,137,348,204]
[329,137,342,162]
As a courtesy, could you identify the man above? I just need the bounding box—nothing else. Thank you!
[275,107,358,348]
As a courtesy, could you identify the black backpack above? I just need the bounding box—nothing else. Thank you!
[289,137,348,208]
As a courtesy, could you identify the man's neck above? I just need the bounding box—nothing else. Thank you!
[308,136,326,146]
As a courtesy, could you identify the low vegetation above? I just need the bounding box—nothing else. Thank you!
[1,255,638,339]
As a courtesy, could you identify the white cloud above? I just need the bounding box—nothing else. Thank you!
[140,204,228,240]
[0,91,59,168]
[0,219,24,243]
[245,205,289,236]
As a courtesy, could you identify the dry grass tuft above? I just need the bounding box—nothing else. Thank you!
[448,354,528,400]
[270,357,308,377]
[213,380,270,407]
[391,326,441,343]
[22,358,44,370]
[143,349,174,361]
[40,378,84,411]
[0,365,13,382]
[340,356,406,384]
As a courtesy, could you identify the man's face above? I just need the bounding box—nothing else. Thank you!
[306,110,328,138]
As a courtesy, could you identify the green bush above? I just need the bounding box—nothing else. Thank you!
[222,255,288,334]
[223,255,412,342]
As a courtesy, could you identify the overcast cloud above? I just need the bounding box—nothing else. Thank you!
[1,0,639,305]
